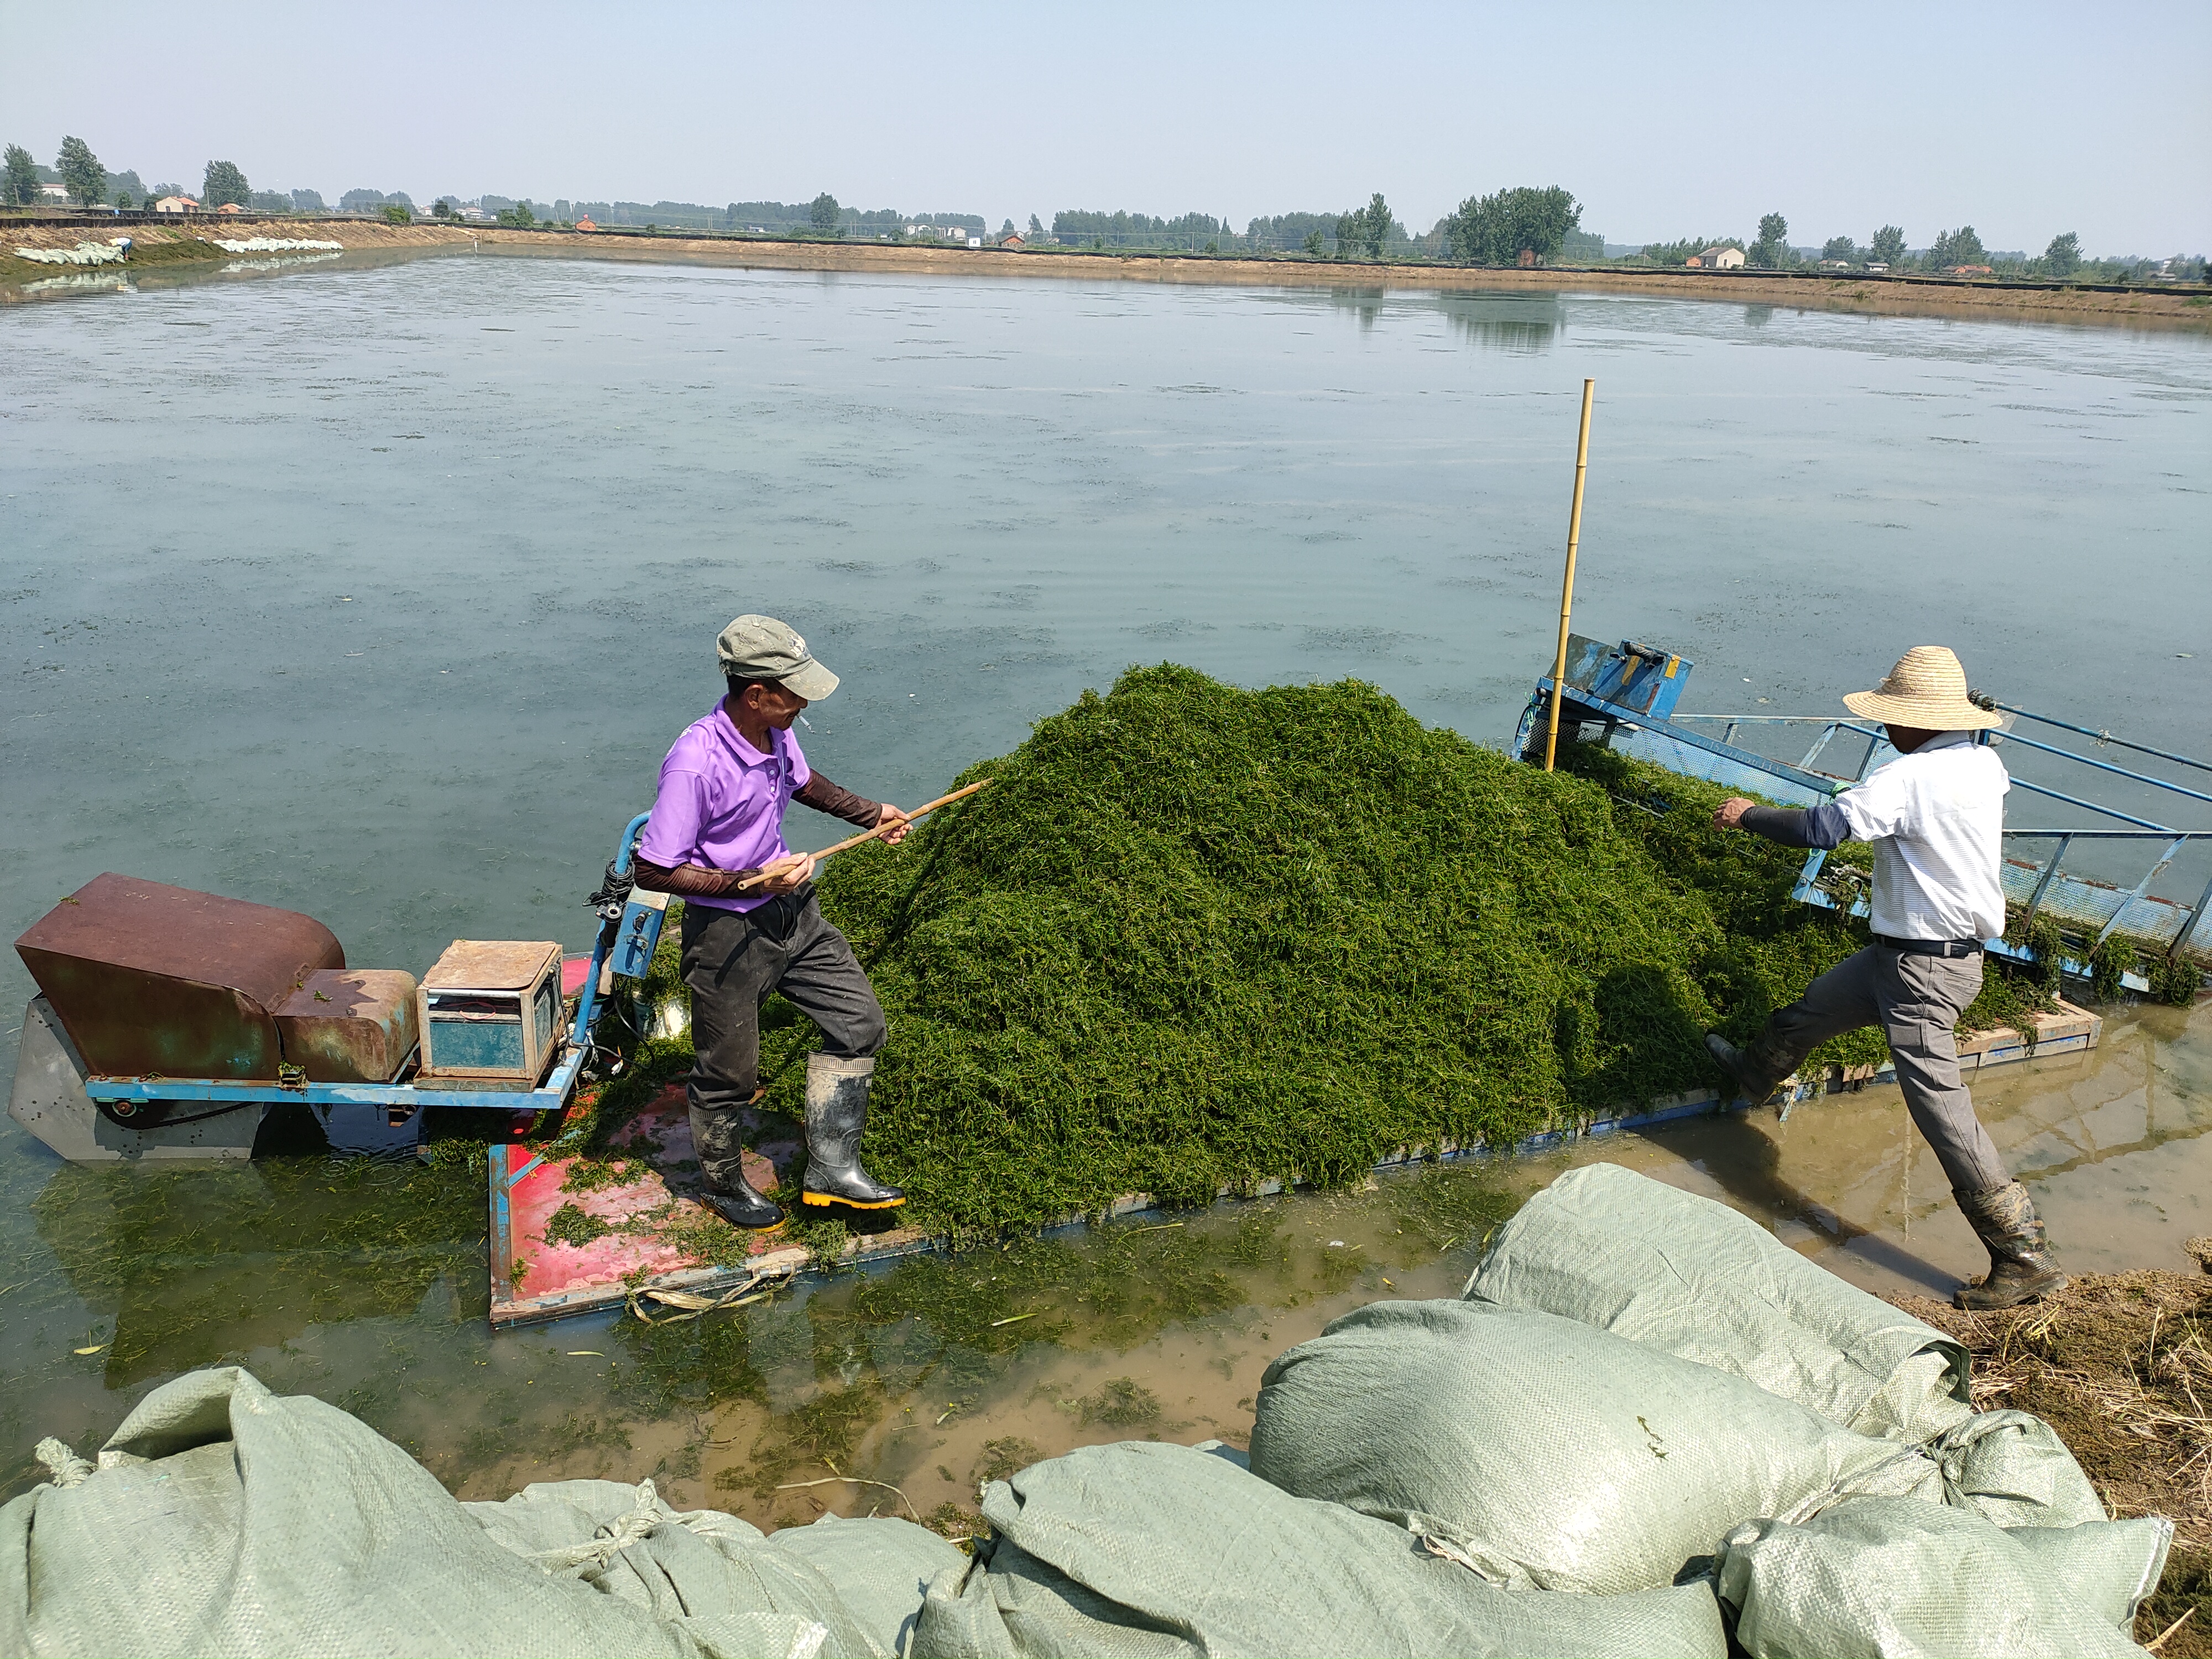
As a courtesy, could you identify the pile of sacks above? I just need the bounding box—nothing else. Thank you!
[0,1166,2172,1657]
[928,1165,2168,1659]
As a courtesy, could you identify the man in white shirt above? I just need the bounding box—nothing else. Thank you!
[1703,645,2065,1310]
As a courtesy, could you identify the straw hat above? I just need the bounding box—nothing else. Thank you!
[1842,646,2002,731]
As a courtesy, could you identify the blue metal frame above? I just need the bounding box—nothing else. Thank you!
[1515,681,1853,805]
[1517,662,2210,993]
[80,813,655,1115]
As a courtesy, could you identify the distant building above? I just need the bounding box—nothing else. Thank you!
[1949,264,1992,276]
[1516,248,1538,268]
[154,195,200,215]
[574,216,597,231]
[967,235,983,248]
[36,181,70,202]
[998,233,1024,249]
[216,202,247,215]
[1864,262,1890,274]
[1695,245,1745,270]
[1818,259,1853,270]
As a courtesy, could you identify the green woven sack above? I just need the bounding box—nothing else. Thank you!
[912,1439,1729,1658]
[1,1368,857,1658]
[1250,1300,1940,1593]
[1717,1498,2166,1657]
[765,1514,969,1657]
[1465,1163,1973,1442]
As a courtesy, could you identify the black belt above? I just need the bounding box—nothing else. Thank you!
[1875,934,1982,958]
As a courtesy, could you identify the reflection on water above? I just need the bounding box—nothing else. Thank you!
[1313,285,1562,352]
[1437,293,1562,352]
[19,272,134,298]
[2,249,2206,1511]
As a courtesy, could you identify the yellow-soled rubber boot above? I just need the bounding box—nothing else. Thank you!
[800,1053,905,1212]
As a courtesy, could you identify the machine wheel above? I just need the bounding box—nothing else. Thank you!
[93,1095,175,1130]
[93,1095,255,1131]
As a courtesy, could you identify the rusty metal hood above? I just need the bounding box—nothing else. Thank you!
[15,874,345,1079]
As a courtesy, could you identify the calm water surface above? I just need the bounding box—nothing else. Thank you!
[3,253,2208,1507]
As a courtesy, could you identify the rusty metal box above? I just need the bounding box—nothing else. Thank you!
[14,874,345,1079]
[418,940,562,1083]
[274,969,420,1083]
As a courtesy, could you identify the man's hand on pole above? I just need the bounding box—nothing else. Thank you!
[755,852,818,895]
[876,806,912,847]
[1712,797,1754,832]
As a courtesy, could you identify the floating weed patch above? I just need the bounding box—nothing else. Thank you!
[1384,1164,1520,1257]
[722,1381,885,1501]
[973,1436,1042,1483]
[1077,1376,1162,1428]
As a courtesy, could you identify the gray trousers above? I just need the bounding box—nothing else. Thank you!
[680,891,885,1187]
[1742,944,2008,1193]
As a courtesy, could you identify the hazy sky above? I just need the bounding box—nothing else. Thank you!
[12,1,2207,254]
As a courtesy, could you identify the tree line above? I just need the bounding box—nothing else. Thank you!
[1629,213,2197,282]
[2,137,321,215]
[6,139,2196,283]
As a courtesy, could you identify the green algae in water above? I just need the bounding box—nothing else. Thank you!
[1076,1375,1162,1428]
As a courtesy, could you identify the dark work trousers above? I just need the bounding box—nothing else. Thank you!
[1741,943,2008,1193]
[681,890,886,1190]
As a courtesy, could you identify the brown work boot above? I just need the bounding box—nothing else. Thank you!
[1954,1181,2068,1310]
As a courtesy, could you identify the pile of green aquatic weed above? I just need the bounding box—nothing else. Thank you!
[799,664,1879,1235]
[1560,743,2059,1049]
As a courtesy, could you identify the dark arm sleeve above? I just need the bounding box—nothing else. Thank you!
[793,771,886,830]
[631,855,763,898]
[1737,801,1851,851]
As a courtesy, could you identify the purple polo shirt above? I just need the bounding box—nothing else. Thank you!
[638,703,812,914]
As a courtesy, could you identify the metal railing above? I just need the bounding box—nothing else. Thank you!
[1668,708,2210,968]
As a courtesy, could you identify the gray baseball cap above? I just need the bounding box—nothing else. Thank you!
[715,614,839,701]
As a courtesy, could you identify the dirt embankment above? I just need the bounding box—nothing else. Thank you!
[1896,1267,2212,1655]
[6,215,2208,328]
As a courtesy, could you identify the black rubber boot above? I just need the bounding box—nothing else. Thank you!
[689,1099,785,1231]
[699,1180,785,1230]
[1954,1181,2068,1310]
[1705,1032,1786,1105]
[801,1055,905,1211]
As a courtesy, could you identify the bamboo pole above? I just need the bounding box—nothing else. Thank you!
[732,778,991,892]
[1543,379,1597,772]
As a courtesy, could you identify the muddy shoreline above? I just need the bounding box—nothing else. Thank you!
[7,215,2208,328]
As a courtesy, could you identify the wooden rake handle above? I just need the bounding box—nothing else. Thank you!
[732,778,990,893]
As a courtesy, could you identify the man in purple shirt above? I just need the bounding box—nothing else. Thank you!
[633,615,911,1230]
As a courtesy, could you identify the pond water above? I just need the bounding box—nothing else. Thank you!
[3,252,2208,1509]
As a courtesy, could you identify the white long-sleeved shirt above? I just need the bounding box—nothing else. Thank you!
[1834,731,2010,941]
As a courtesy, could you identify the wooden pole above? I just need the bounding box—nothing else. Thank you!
[1543,379,1597,772]
[731,779,991,893]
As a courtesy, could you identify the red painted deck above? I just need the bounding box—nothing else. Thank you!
[488,1081,813,1326]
